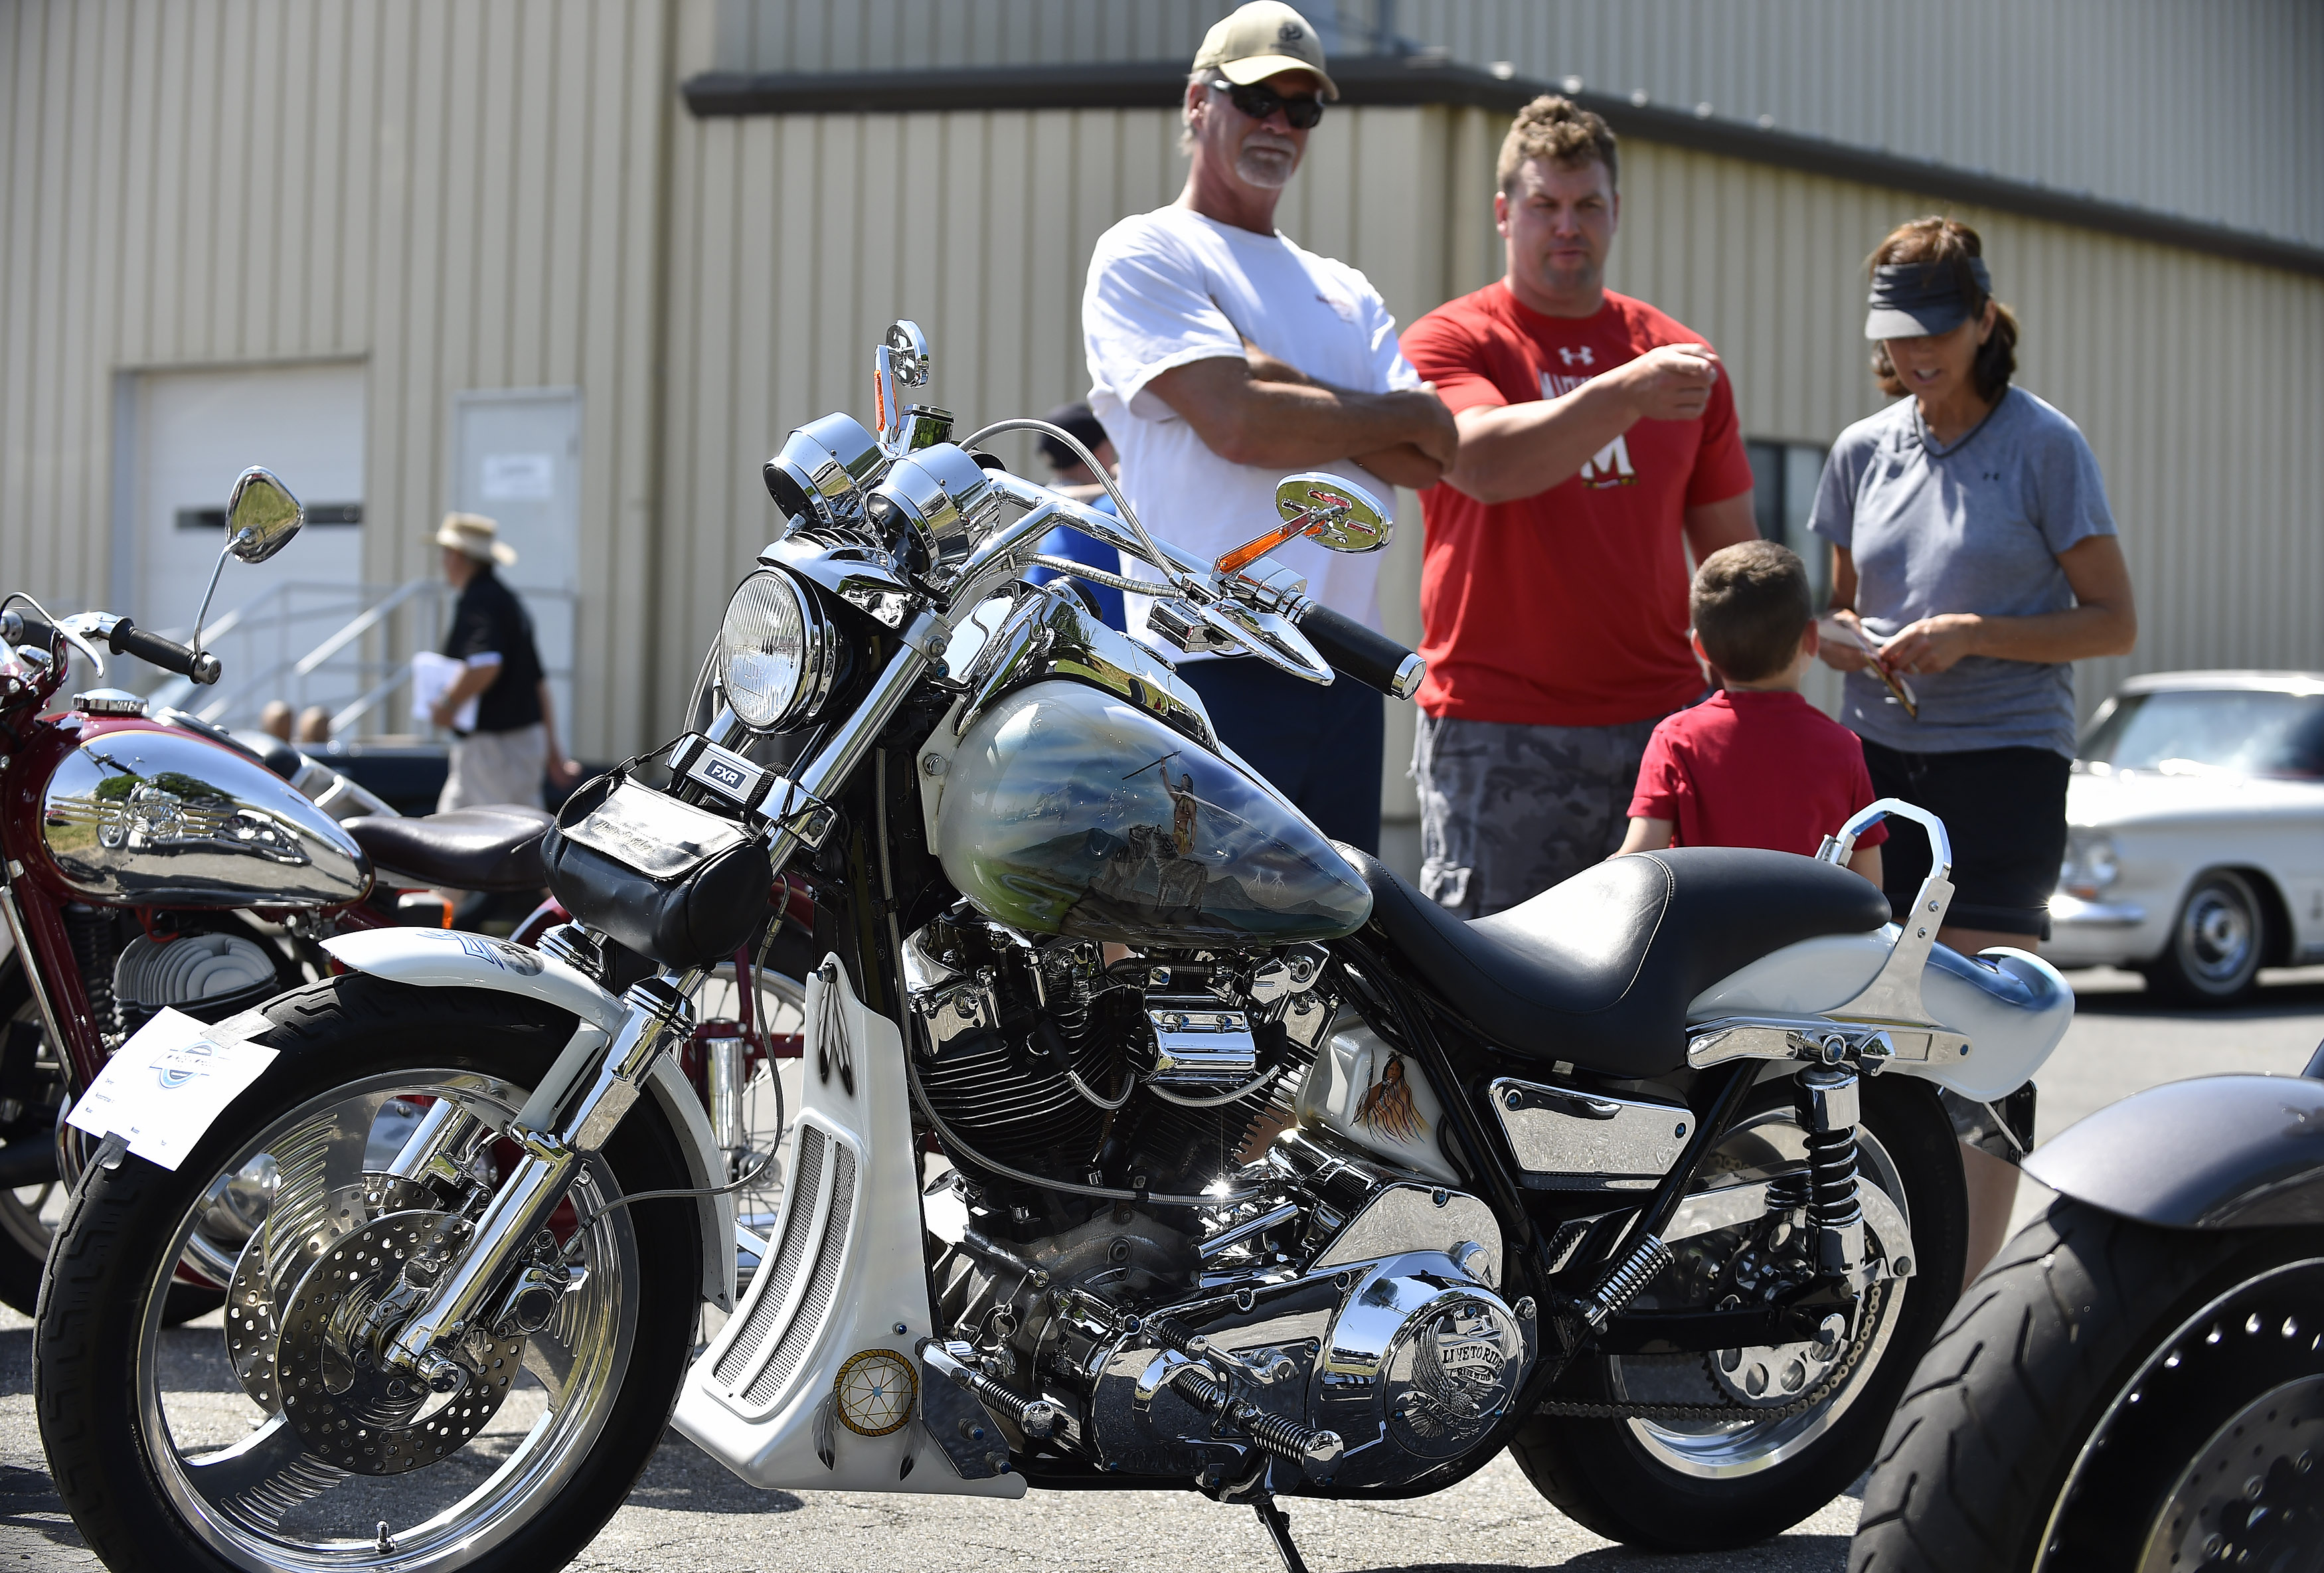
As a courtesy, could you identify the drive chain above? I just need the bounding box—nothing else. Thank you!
[1534,1280,1889,1422]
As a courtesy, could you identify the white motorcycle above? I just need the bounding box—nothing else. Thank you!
[37,323,2070,1572]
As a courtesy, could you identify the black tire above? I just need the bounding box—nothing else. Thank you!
[1849,1199,2324,1572]
[2145,869,2269,1005]
[35,972,705,1573]
[1509,1072,1968,1552]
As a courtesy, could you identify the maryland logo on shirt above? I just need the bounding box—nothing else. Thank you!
[1538,367,1637,487]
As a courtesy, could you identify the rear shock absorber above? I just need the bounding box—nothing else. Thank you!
[1797,1063,1867,1283]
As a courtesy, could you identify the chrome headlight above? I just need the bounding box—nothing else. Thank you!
[2060,829,2120,898]
[717,570,832,731]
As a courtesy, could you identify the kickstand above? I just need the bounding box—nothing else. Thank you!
[1253,1499,1309,1573]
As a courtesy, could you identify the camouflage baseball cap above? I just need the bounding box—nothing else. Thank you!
[1193,2,1339,101]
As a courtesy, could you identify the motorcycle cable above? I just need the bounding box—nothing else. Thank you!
[562,1062,784,1235]
[956,419,1196,602]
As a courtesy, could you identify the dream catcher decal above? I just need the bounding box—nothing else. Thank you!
[1355,1052,1426,1143]
[813,958,856,1096]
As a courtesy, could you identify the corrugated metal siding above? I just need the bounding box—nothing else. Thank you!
[658,100,2324,819]
[0,0,671,760]
[711,0,2324,250]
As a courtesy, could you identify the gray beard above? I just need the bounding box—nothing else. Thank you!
[1236,145,1297,189]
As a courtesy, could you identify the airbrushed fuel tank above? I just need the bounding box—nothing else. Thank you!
[35,722,372,908]
[934,679,1372,949]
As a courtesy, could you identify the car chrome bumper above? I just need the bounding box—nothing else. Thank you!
[2050,894,2148,928]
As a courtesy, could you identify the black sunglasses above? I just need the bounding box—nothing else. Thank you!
[1209,78,1326,131]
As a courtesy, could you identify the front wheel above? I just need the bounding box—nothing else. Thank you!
[1508,1072,1968,1552]
[35,974,705,1573]
[1849,1199,2324,1572]
[2145,869,2270,1005]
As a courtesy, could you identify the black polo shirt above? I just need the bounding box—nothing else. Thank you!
[441,565,545,734]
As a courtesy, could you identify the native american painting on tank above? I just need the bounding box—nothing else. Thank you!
[934,680,1372,949]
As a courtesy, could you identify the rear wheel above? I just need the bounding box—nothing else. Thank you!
[2145,870,2269,1005]
[35,974,703,1572]
[1509,1072,1967,1552]
[1848,1199,2324,1571]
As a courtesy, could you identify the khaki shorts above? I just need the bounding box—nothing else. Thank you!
[439,722,547,813]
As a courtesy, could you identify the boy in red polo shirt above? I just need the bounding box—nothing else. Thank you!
[1618,541,1886,883]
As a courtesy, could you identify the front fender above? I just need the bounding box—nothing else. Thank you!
[2023,1074,2324,1230]
[321,926,736,1310]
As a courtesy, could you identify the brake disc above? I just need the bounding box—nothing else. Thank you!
[273,1209,525,1475]
[224,1172,435,1411]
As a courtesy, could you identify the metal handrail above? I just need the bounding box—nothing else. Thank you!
[292,578,439,678]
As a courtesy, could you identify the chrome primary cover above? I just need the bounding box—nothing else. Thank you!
[934,679,1372,949]
[38,726,371,907]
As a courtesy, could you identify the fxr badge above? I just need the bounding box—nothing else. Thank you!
[66,1007,278,1171]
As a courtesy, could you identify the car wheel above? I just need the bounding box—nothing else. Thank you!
[2145,869,2268,1005]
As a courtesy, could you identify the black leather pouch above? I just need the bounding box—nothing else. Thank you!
[540,773,771,969]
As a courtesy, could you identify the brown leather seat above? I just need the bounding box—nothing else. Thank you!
[345,806,554,892]
[1335,843,1892,1079]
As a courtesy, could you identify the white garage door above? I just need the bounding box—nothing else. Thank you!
[131,363,367,716]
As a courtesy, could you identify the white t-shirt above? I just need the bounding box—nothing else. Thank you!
[1082,206,1420,655]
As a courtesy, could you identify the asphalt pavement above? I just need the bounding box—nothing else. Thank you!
[5,965,2320,1573]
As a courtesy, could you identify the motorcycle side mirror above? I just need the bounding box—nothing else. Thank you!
[872,320,932,454]
[188,467,305,657]
[1214,473,1392,578]
[226,467,304,564]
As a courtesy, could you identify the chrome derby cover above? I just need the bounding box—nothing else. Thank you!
[935,680,1371,949]
[39,726,371,907]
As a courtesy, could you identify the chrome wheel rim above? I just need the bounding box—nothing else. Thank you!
[1610,1108,1912,1479]
[137,1070,641,1572]
[2179,878,2258,987]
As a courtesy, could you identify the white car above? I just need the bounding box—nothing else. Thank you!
[2048,671,2324,1002]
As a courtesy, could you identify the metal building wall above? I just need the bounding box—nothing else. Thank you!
[0,0,671,760]
[657,96,2324,828]
[710,0,2324,250]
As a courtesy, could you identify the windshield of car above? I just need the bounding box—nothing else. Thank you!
[2079,689,2324,779]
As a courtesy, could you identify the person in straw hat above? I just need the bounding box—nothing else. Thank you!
[428,511,580,811]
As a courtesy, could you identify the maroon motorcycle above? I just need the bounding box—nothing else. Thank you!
[0,468,560,1319]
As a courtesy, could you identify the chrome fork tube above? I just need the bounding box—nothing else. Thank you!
[760,616,937,876]
[706,1035,747,1162]
[384,1098,491,1191]
[384,976,694,1375]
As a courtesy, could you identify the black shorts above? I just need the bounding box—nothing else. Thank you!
[1859,740,2070,938]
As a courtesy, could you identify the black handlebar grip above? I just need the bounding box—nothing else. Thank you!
[1293,602,1426,700]
[0,607,56,649]
[107,618,222,685]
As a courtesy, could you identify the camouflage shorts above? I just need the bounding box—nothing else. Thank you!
[1411,710,1670,918]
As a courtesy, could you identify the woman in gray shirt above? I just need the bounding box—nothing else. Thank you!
[1808,217,2137,1278]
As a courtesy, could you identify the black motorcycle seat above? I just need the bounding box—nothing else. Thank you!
[346,807,554,892]
[1334,843,1892,1079]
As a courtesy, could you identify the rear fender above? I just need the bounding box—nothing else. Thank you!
[320,926,735,1310]
[2023,1074,2324,1230]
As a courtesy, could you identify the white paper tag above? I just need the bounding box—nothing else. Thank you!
[66,1008,279,1171]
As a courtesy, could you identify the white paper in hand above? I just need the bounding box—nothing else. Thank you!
[411,650,480,732]
[66,1008,279,1171]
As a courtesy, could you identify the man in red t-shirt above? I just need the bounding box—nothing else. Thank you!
[1401,96,1757,916]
